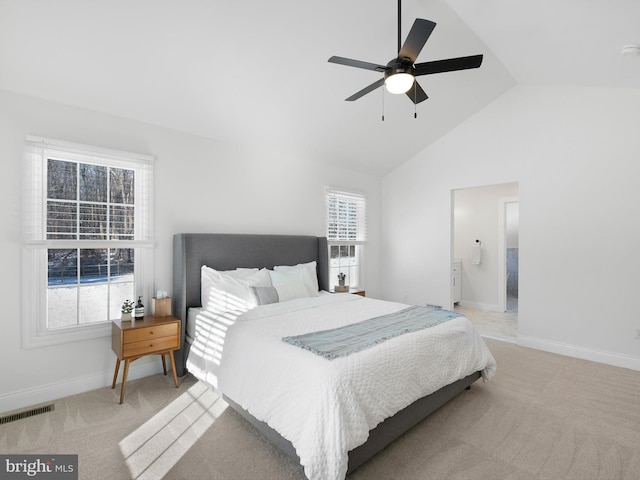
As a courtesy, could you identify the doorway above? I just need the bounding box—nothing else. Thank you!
[452,182,519,342]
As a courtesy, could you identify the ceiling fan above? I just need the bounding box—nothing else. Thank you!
[328,0,483,106]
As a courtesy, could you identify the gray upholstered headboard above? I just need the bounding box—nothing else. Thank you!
[172,233,329,376]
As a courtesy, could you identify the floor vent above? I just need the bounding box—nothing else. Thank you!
[0,404,55,425]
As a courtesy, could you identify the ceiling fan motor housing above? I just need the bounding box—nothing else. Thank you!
[384,57,414,80]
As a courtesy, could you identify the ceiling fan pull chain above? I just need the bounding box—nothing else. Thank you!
[397,0,402,53]
[382,84,385,121]
[414,82,417,118]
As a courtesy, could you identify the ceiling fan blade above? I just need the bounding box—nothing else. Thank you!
[413,54,483,76]
[345,78,385,101]
[398,19,436,64]
[328,56,386,72]
[406,81,428,104]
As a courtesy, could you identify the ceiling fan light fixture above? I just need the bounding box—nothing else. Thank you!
[385,72,414,94]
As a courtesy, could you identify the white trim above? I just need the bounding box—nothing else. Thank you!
[23,320,112,349]
[449,189,455,309]
[480,333,517,344]
[325,186,367,198]
[457,300,502,312]
[0,360,165,414]
[327,240,367,246]
[24,240,154,249]
[518,335,640,372]
[25,135,153,164]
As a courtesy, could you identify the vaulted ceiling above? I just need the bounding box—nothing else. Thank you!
[1,0,638,175]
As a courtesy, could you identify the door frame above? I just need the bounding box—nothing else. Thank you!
[497,196,519,312]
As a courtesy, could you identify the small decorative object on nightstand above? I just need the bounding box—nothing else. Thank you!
[121,299,134,322]
[134,296,145,318]
[335,272,349,292]
[111,315,181,404]
[151,297,171,317]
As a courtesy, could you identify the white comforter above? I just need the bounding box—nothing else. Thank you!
[186,293,496,480]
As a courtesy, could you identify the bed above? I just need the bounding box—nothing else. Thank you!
[172,233,496,480]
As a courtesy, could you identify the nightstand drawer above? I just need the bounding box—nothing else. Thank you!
[123,336,180,357]
[123,323,178,343]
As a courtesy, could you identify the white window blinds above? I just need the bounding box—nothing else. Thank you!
[326,188,367,243]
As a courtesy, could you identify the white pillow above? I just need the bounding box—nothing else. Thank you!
[224,267,259,278]
[268,269,316,298]
[201,266,271,313]
[275,282,314,302]
[273,261,319,296]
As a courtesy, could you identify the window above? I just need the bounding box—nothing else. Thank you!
[22,136,154,347]
[326,188,367,290]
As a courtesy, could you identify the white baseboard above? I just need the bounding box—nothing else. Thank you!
[458,300,502,312]
[0,360,165,415]
[518,335,640,372]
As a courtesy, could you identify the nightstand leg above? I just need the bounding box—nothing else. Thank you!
[168,351,179,388]
[112,359,121,389]
[119,359,131,404]
[161,354,167,375]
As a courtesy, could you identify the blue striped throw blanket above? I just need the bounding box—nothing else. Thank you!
[282,305,462,360]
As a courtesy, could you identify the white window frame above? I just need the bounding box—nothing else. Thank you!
[22,136,154,348]
[326,187,367,290]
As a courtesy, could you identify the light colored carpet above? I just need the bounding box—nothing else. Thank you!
[2,339,640,480]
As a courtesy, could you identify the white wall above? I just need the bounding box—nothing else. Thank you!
[453,182,518,310]
[0,89,382,412]
[383,84,640,370]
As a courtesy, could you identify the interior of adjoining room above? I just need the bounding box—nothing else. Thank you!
[452,182,519,343]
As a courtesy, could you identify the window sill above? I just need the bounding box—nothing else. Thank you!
[23,321,111,349]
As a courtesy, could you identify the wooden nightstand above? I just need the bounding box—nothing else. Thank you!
[331,288,365,297]
[111,315,181,404]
